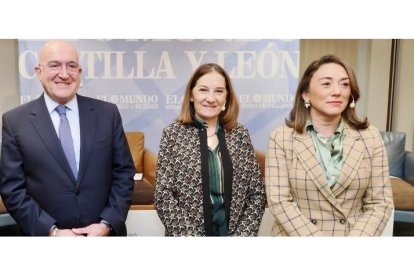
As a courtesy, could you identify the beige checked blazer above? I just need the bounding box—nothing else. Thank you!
[265,123,394,236]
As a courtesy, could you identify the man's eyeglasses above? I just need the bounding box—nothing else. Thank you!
[39,61,81,73]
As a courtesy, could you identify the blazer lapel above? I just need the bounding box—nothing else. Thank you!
[76,95,97,188]
[30,95,77,183]
[331,125,364,195]
[293,132,339,207]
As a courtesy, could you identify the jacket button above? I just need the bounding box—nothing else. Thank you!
[340,219,346,224]
[311,219,317,225]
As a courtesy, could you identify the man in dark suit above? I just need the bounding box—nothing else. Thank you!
[0,40,135,236]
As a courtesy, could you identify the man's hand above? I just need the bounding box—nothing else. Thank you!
[72,223,111,236]
[52,228,85,237]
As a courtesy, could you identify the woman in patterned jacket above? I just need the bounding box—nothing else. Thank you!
[155,63,265,236]
[265,55,394,236]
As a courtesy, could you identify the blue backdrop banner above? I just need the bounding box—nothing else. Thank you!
[18,39,299,152]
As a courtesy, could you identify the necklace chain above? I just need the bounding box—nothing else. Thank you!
[317,134,335,152]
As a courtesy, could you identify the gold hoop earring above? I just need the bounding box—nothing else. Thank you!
[304,100,310,109]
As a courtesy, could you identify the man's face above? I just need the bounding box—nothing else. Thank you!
[35,41,82,104]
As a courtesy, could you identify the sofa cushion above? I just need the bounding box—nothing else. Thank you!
[143,149,157,185]
[391,177,414,210]
[380,131,405,179]
[126,132,144,173]
[255,149,265,178]
[0,197,7,214]
[132,179,155,205]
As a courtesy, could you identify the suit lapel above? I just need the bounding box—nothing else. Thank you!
[76,95,97,188]
[331,126,364,195]
[293,132,339,206]
[30,95,77,183]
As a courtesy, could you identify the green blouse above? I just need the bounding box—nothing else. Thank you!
[306,119,345,187]
[195,115,227,236]
[208,142,227,236]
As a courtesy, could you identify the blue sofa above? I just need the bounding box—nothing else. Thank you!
[380,131,414,235]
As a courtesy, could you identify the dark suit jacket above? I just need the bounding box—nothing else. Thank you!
[0,94,135,236]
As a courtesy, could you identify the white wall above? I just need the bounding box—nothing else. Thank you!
[300,39,413,151]
[300,39,379,122]
[395,40,414,151]
[0,39,20,137]
[365,40,392,131]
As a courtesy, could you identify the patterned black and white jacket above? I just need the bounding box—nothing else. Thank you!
[154,121,265,236]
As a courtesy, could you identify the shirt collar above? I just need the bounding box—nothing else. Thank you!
[44,92,79,115]
[194,114,221,133]
[305,118,345,135]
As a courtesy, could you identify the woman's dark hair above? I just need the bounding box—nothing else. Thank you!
[176,63,240,130]
[286,54,368,133]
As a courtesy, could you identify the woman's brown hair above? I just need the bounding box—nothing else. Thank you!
[176,63,240,130]
[286,55,368,133]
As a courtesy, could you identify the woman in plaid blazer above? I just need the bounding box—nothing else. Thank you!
[265,55,394,236]
[155,63,265,236]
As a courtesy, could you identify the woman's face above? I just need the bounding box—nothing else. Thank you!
[191,71,227,124]
[302,63,351,122]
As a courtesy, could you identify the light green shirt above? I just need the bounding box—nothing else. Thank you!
[306,119,345,187]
